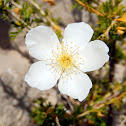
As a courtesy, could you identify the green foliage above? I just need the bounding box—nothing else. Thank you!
[114,0,123,5]
[0,0,62,40]
[31,98,73,126]
[19,2,32,24]
[86,113,106,126]
[94,0,126,39]
[115,47,126,60]
[0,0,11,15]
[72,3,83,10]
[31,97,112,126]
[10,28,22,40]
[74,105,83,116]
[72,0,100,10]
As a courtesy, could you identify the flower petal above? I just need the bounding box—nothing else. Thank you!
[79,40,109,72]
[25,61,60,90]
[58,72,92,101]
[62,22,94,48]
[25,26,60,60]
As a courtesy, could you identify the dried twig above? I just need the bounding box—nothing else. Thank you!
[55,116,61,126]
[11,1,22,9]
[120,116,126,126]
[61,95,74,112]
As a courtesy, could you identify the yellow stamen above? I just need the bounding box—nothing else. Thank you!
[58,53,75,69]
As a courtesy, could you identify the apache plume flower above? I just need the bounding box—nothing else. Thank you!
[25,22,109,101]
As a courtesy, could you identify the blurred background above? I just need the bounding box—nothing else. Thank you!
[0,0,126,126]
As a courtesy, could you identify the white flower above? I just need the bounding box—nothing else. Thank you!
[25,22,109,101]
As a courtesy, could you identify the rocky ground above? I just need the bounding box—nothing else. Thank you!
[0,0,126,126]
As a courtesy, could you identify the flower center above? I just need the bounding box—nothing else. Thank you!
[58,53,74,69]
[48,42,84,78]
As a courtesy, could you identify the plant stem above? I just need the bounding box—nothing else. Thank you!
[75,0,104,17]
[11,1,45,24]
[26,0,61,30]
[8,10,32,29]
[11,1,22,9]
[97,19,116,40]
[77,91,126,118]
[107,39,116,126]
[109,40,116,82]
